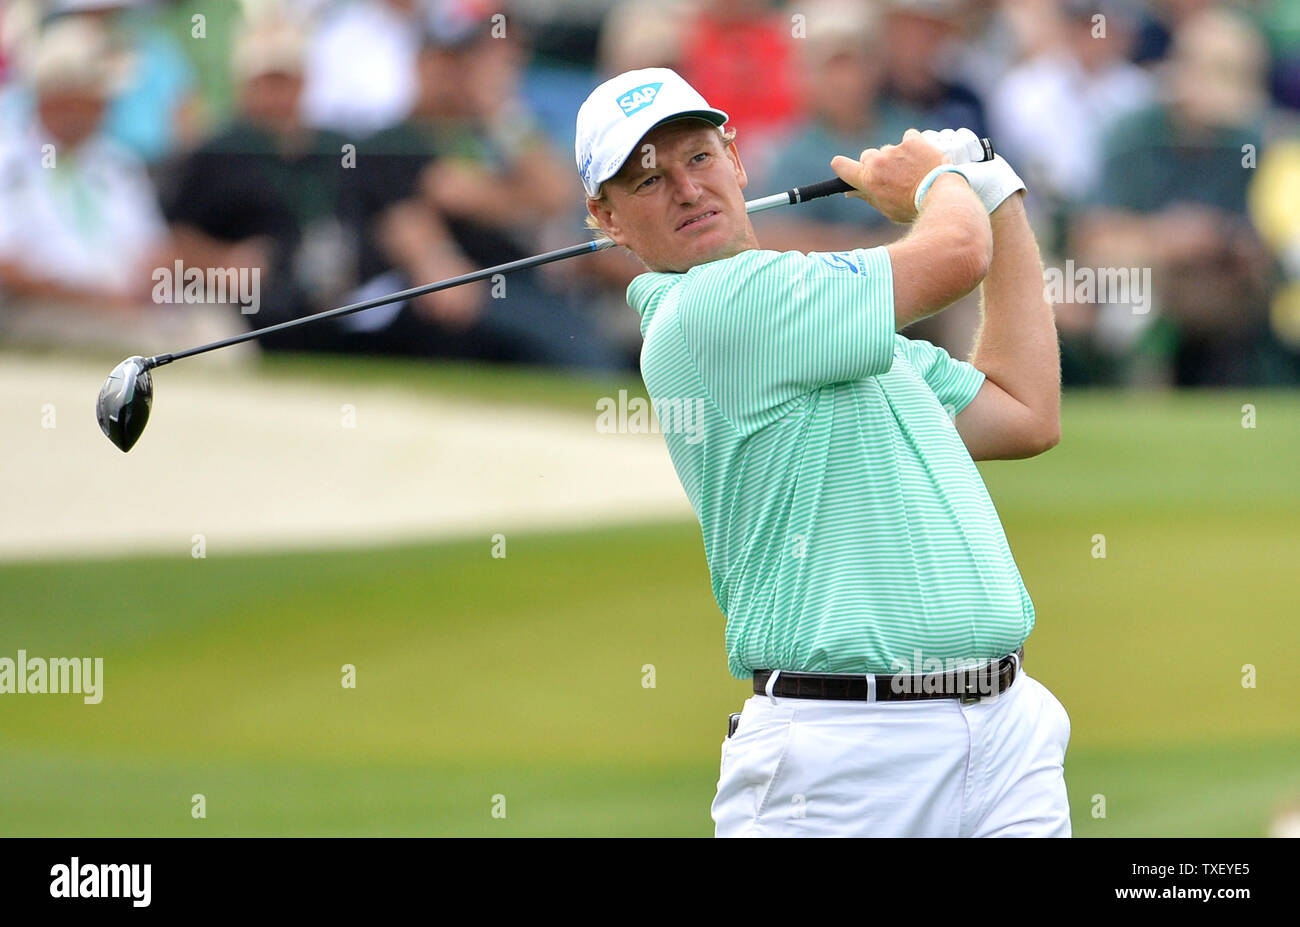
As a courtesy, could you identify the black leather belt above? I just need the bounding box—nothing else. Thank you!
[753,648,1023,704]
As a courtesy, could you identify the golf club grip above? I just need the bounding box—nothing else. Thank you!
[789,136,995,206]
[790,177,854,202]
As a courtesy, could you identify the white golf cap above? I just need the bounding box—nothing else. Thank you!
[575,67,728,198]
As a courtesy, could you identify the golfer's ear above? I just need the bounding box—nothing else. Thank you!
[725,137,748,190]
[587,197,624,244]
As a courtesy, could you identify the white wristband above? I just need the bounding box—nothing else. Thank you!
[913,164,969,213]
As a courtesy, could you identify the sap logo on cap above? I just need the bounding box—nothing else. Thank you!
[618,83,663,117]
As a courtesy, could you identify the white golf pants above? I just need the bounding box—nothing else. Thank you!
[711,669,1071,837]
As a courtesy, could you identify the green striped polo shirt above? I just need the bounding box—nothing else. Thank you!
[627,246,1035,680]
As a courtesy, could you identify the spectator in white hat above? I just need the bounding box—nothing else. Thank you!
[0,14,246,358]
[0,14,162,312]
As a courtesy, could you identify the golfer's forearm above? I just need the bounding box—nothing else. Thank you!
[890,174,992,330]
[970,193,1060,433]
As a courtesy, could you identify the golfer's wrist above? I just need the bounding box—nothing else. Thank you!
[913,165,971,213]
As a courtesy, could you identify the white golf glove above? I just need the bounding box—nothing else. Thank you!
[920,128,988,165]
[919,127,1026,214]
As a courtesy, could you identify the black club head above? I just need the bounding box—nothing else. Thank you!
[96,356,154,452]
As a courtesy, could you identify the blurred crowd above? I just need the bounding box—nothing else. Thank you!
[1,0,1298,384]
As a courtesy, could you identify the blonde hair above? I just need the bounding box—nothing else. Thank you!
[584,125,738,233]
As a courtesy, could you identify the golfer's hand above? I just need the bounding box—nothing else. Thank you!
[918,128,987,166]
[830,129,948,224]
[920,127,1026,214]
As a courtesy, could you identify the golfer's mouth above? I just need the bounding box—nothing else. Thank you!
[676,210,720,232]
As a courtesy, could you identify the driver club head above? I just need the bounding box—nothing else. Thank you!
[96,356,154,452]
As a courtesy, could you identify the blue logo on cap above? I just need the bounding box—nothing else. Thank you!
[618,83,663,117]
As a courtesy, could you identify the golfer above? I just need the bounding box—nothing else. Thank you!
[577,68,1067,837]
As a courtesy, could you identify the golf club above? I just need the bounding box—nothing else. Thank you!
[97,140,995,452]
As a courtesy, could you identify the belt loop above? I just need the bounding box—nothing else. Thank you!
[765,670,782,705]
[1010,650,1021,677]
[865,673,877,702]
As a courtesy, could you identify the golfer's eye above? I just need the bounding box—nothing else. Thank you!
[692,152,709,163]
[636,175,659,191]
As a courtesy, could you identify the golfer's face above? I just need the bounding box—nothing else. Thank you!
[596,120,753,273]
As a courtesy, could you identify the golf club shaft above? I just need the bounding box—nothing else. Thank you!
[146,147,991,368]
[148,237,617,368]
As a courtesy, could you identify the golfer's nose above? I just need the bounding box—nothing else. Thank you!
[667,167,703,203]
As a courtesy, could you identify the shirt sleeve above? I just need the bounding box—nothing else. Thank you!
[896,334,987,416]
[676,247,897,433]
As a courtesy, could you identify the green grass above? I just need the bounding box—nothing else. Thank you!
[0,749,713,837]
[2,741,1293,837]
[2,385,1298,836]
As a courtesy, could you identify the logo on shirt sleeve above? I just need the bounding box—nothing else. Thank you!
[813,251,861,274]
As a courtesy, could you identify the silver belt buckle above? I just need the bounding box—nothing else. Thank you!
[958,666,988,704]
